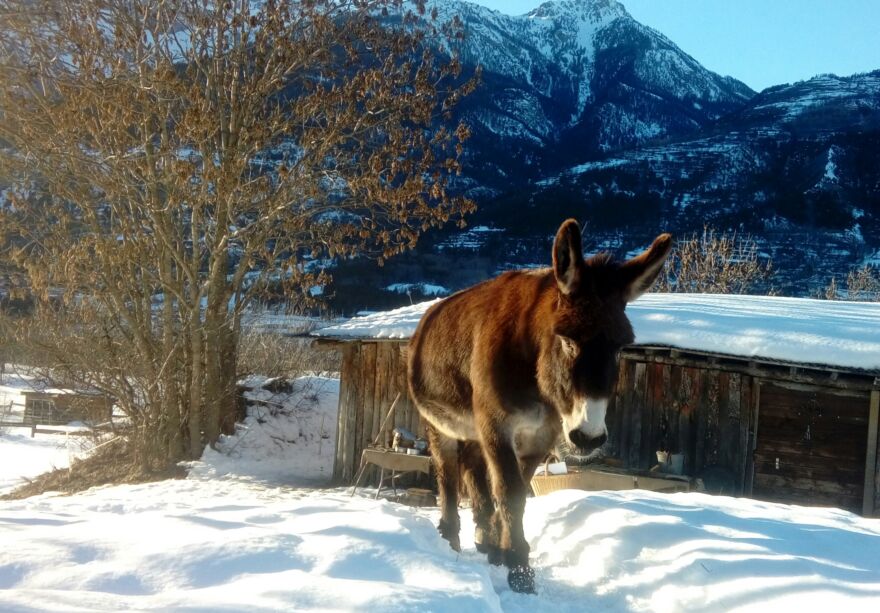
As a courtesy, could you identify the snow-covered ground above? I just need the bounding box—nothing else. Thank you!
[1,479,879,611]
[3,373,880,611]
[312,293,880,371]
[195,375,340,485]
[0,427,82,495]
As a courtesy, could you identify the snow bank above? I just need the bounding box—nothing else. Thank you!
[0,482,499,612]
[313,293,880,371]
[190,375,340,486]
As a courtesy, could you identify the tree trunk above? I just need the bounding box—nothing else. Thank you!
[188,319,205,460]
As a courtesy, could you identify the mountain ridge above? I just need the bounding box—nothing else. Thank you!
[341,0,879,303]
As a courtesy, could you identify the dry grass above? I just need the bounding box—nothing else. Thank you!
[237,329,340,379]
[822,265,880,301]
[1,437,185,500]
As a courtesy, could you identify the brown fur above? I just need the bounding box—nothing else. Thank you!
[407,219,671,593]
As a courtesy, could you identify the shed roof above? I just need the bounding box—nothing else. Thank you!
[312,293,880,373]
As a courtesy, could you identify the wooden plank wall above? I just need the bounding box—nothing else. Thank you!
[750,383,869,512]
[607,358,755,492]
[331,341,878,515]
[333,341,425,484]
[872,390,880,516]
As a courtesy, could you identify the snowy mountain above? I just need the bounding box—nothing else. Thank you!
[355,2,879,300]
[434,0,754,193]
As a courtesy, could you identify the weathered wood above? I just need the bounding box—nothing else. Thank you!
[357,347,371,462]
[640,363,663,468]
[694,370,710,474]
[619,347,878,392]
[609,359,629,459]
[396,344,414,437]
[342,344,362,482]
[745,381,761,495]
[331,337,880,517]
[753,382,869,512]
[752,480,862,512]
[754,473,864,498]
[665,364,681,456]
[371,342,390,445]
[753,453,864,482]
[356,343,378,476]
[736,376,752,494]
[619,360,636,465]
[678,367,700,476]
[864,390,879,516]
[333,344,352,482]
[714,372,741,488]
[628,362,647,468]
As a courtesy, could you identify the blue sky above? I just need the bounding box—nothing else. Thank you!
[469,0,880,91]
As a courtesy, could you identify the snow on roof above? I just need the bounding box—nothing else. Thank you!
[314,298,443,341]
[313,293,880,372]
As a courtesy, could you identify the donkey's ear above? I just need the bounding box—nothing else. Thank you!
[552,219,585,295]
[620,233,673,302]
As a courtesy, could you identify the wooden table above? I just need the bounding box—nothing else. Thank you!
[350,447,433,498]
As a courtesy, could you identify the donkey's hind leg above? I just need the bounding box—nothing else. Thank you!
[427,424,461,552]
[459,441,501,565]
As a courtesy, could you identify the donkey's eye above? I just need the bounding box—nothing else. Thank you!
[559,336,579,358]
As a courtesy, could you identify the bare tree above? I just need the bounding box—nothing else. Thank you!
[0,0,476,467]
[657,227,773,294]
[823,265,880,301]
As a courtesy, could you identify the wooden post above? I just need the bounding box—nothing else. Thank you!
[744,381,761,496]
[862,390,879,517]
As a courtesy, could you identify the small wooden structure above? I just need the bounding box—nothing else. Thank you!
[21,389,113,426]
[313,296,880,516]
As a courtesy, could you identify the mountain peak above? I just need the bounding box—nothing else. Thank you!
[527,0,628,22]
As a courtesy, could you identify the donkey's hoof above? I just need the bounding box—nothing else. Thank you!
[437,522,461,552]
[440,532,461,552]
[477,540,503,565]
[507,565,536,594]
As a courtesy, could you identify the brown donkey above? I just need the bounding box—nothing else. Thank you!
[407,219,671,593]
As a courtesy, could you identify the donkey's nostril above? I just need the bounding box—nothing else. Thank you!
[569,429,607,452]
[568,429,590,449]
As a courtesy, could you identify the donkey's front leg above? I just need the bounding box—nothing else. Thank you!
[477,415,536,594]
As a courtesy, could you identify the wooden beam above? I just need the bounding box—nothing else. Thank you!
[619,347,879,392]
[863,390,879,517]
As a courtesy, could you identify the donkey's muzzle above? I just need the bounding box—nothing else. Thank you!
[568,429,607,453]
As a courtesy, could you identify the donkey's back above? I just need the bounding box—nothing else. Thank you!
[408,268,555,440]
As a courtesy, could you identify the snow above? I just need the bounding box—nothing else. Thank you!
[2,478,880,611]
[313,299,441,340]
[0,367,85,403]
[0,427,79,494]
[385,283,450,297]
[192,376,340,485]
[3,372,880,611]
[824,147,839,182]
[313,293,880,371]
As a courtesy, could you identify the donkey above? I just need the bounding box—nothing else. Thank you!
[407,219,671,593]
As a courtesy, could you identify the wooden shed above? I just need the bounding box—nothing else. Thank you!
[21,389,113,426]
[313,294,880,516]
